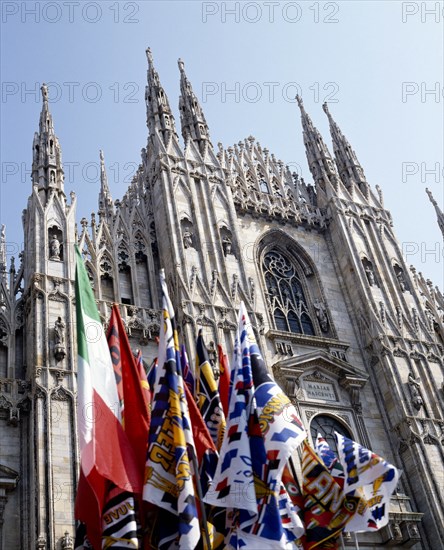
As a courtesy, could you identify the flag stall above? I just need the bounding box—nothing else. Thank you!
[74,250,402,549]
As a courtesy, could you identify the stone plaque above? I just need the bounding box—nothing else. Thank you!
[304,381,337,402]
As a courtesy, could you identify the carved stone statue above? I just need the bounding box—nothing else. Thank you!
[54,317,65,345]
[392,522,403,540]
[314,300,329,332]
[50,234,61,259]
[222,235,232,256]
[396,270,406,291]
[182,230,193,249]
[61,531,74,550]
[365,264,375,286]
[408,373,423,410]
[54,316,66,361]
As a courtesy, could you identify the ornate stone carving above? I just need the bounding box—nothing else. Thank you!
[182,230,193,249]
[49,234,61,260]
[408,373,423,411]
[54,316,66,361]
[314,300,329,332]
[61,532,74,550]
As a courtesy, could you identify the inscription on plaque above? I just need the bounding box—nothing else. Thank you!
[304,381,336,402]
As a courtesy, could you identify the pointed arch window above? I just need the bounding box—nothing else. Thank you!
[263,250,315,335]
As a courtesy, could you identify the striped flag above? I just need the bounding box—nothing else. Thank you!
[335,433,400,532]
[143,269,200,549]
[196,330,226,450]
[74,246,140,549]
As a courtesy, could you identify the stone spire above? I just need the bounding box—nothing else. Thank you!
[178,58,212,152]
[426,188,444,240]
[145,48,178,144]
[296,95,339,194]
[98,150,114,220]
[0,224,6,275]
[32,83,64,202]
[323,102,368,196]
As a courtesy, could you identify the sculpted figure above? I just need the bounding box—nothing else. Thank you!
[50,234,61,259]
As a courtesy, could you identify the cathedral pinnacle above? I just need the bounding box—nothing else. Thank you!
[323,102,368,196]
[32,82,64,202]
[296,96,339,195]
[98,150,114,220]
[426,188,444,241]
[145,47,178,144]
[178,58,212,152]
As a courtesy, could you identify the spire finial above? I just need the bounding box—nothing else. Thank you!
[322,102,330,115]
[426,188,437,206]
[296,94,304,109]
[178,58,185,73]
[145,47,153,65]
[41,83,48,103]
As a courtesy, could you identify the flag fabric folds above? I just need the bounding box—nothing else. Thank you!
[143,269,200,550]
[180,344,195,396]
[301,441,359,550]
[205,302,306,548]
[196,330,226,451]
[74,246,140,549]
[107,305,150,484]
[217,344,230,418]
[335,432,400,532]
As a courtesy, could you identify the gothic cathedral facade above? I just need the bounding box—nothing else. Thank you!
[1,50,444,550]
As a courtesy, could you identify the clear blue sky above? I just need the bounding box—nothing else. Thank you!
[1,0,443,286]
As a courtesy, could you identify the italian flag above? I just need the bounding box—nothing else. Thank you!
[74,246,140,548]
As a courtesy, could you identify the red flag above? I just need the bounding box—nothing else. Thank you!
[217,344,230,417]
[107,305,150,485]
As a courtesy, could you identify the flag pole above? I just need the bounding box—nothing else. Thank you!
[190,450,212,550]
[340,534,346,550]
[354,533,360,549]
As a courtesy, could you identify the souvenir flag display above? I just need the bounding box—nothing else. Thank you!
[335,432,400,532]
[217,344,230,417]
[74,246,140,549]
[180,344,195,395]
[301,441,359,550]
[143,269,200,550]
[196,330,226,450]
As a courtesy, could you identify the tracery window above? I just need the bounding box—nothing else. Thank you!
[263,250,315,335]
